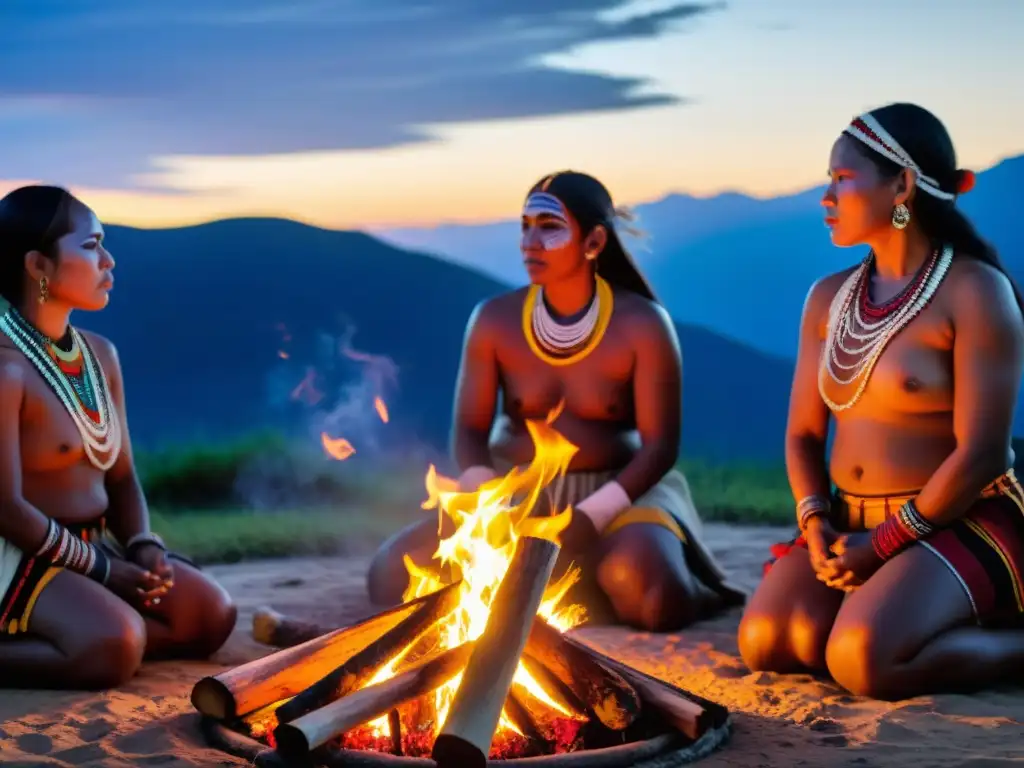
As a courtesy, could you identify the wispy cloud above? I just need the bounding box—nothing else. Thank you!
[0,0,722,189]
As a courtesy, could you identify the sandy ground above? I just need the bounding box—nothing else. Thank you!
[1,523,1022,767]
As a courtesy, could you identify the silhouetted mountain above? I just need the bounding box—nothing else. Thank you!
[379,153,1024,431]
[379,154,1024,358]
[77,218,793,462]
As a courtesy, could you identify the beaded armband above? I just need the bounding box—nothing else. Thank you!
[870,499,936,561]
[35,519,110,584]
[796,494,831,531]
[125,532,167,560]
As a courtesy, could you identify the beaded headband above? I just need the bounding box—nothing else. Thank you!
[844,113,955,201]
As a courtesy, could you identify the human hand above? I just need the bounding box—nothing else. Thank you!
[803,516,840,574]
[131,544,174,604]
[105,557,168,609]
[817,533,882,591]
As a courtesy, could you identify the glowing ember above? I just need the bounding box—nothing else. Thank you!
[321,433,356,461]
[374,396,389,423]
[359,417,587,745]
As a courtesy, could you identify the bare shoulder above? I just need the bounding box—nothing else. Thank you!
[466,288,529,338]
[0,346,27,397]
[613,289,678,346]
[801,264,861,334]
[945,256,1024,328]
[78,329,123,376]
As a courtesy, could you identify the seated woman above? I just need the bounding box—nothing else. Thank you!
[0,185,237,690]
[738,103,1024,700]
[367,170,745,631]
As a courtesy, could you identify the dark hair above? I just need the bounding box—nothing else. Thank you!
[0,185,81,309]
[850,102,1024,312]
[527,171,658,303]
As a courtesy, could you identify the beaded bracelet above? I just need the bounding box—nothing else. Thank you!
[125,531,166,556]
[35,519,110,584]
[870,499,936,561]
[796,494,831,531]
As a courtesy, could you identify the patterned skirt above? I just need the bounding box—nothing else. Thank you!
[764,470,1024,626]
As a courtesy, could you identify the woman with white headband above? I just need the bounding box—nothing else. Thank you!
[739,103,1024,699]
[367,170,744,631]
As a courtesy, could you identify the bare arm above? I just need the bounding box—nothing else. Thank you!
[785,277,841,519]
[450,301,499,473]
[88,334,154,546]
[0,357,52,552]
[913,263,1024,525]
[613,304,681,500]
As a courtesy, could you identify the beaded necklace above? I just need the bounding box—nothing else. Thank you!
[0,307,121,470]
[522,275,614,366]
[819,244,952,412]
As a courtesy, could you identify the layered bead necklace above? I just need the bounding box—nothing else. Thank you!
[522,275,615,366]
[0,307,121,470]
[818,244,953,412]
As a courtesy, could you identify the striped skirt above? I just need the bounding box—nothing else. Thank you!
[765,470,1024,626]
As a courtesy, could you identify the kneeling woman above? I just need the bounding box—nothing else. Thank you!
[739,103,1024,700]
[367,170,744,631]
[0,186,237,689]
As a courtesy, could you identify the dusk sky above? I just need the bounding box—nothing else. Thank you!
[2,0,1022,229]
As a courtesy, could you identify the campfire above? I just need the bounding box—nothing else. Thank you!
[192,419,731,767]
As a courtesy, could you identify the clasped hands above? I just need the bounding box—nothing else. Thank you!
[106,544,174,610]
[803,516,884,592]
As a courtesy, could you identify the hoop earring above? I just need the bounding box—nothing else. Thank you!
[38,276,49,305]
[891,203,911,230]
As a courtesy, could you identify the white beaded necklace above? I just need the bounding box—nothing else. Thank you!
[0,308,121,470]
[818,244,953,412]
[531,283,601,354]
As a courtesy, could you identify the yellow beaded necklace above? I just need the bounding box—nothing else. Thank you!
[521,276,614,366]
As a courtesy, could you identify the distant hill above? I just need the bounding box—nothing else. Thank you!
[379,154,1024,358]
[76,218,793,463]
[379,153,1024,431]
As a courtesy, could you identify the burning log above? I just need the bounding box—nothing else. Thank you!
[274,580,462,724]
[563,637,724,739]
[273,642,474,760]
[432,535,560,768]
[524,617,641,731]
[191,584,457,721]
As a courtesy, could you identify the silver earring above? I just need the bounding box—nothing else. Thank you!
[891,203,911,230]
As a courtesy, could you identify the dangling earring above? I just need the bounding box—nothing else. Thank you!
[891,203,911,230]
[38,276,49,305]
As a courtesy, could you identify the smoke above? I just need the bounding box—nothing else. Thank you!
[235,318,442,511]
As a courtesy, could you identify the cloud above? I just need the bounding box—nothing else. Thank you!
[0,0,722,189]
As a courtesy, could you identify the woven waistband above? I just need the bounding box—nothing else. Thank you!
[833,469,1019,530]
[836,469,1018,508]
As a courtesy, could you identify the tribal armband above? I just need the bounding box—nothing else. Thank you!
[125,531,167,558]
[870,499,936,561]
[796,494,831,531]
[35,519,110,585]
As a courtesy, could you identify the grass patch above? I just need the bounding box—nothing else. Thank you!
[680,459,792,526]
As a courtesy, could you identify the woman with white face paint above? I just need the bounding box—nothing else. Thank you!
[367,171,745,631]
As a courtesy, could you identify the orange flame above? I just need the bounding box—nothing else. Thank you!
[363,418,585,740]
[374,397,389,424]
[321,432,356,461]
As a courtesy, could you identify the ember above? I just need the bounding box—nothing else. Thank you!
[192,419,732,766]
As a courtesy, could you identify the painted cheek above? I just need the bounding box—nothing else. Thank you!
[539,228,571,250]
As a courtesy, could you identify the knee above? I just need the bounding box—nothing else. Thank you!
[596,548,697,632]
[825,626,895,699]
[71,609,146,689]
[191,583,238,657]
[737,611,788,672]
[367,542,411,606]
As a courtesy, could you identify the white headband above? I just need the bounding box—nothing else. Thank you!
[844,113,955,201]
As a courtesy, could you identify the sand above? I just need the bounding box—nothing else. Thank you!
[1,523,1022,767]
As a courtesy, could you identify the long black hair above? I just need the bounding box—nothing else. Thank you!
[849,102,1024,313]
[527,171,658,303]
[0,185,81,309]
